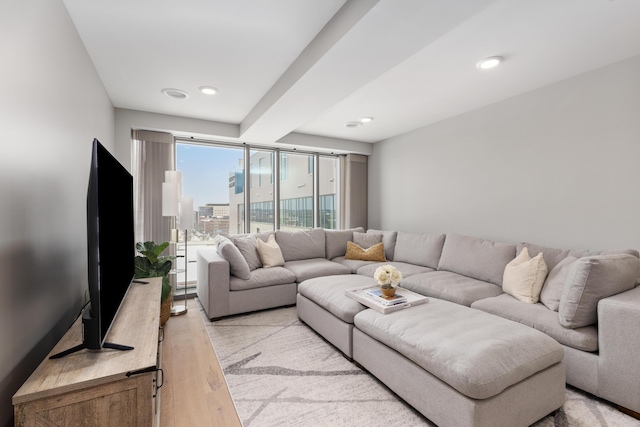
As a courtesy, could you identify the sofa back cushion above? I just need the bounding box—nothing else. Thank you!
[367,229,397,261]
[276,228,326,261]
[393,231,445,269]
[438,234,516,286]
[232,231,275,271]
[559,254,640,328]
[325,227,364,259]
[569,248,640,258]
[516,242,570,272]
[214,235,251,279]
[353,232,382,249]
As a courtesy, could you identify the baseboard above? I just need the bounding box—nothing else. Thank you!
[615,405,640,420]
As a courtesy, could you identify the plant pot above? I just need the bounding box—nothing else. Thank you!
[160,292,172,326]
[380,287,396,297]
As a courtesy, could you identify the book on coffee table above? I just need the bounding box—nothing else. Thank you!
[365,289,408,306]
[345,286,428,314]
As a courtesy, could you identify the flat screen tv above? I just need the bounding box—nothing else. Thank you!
[51,139,135,358]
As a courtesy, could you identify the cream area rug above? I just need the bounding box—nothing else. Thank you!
[200,303,640,427]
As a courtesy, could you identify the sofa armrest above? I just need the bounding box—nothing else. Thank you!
[597,285,640,412]
[197,250,231,320]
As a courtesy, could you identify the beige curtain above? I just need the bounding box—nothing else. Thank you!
[131,130,175,245]
[342,154,368,229]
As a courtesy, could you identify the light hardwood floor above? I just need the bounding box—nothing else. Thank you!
[160,298,242,427]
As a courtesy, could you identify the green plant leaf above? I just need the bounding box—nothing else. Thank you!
[135,241,175,303]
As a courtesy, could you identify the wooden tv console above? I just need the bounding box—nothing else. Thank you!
[13,278,162,427]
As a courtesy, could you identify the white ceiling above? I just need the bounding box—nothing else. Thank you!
[63,0,640,145]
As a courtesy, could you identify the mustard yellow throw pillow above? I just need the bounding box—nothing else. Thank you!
[502,247,548,303]
[256,234,285,268]
[344,241,386,262]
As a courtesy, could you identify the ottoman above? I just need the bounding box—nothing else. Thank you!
[297,274,374,357]
[353,299,566,427]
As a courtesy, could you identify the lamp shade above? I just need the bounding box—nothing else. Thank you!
[165,170,183,199]
[162,181,179,217]
[179,197,194,230]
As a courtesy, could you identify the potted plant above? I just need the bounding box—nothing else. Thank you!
[134,241,175,325]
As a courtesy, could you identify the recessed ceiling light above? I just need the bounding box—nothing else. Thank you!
[360,117,374,123]
[344,121,362,128]
[476,56,503,70]
[199,86,218,95]
[161,88,189,99]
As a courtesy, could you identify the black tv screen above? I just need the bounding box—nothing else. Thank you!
[51,139,135,359]
[88,138,135,347]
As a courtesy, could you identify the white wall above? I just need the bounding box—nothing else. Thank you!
[369,55,640,251]
[0,1,114,424]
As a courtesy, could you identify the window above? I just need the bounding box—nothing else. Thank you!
[175,143,244,286]
[176,143,243,240]
[249,149,275,232]
[279,152,314,230]
[177,141,341,239]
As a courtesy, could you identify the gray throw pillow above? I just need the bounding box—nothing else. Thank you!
[353,232,382,249]
[215,236,251,280]
[232,231,275,271]
[539,256,578,312]
[233,235,262,271]
[367,229,398,261]
[559,254,639,328]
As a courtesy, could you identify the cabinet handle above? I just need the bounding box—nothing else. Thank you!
[153,368,164,397]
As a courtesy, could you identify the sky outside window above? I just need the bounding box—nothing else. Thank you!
[176,143,243,209]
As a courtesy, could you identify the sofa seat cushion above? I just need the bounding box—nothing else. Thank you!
[401,271,503,306]
[284,258,351,283]
[471,294,598,352]
[354,299,564,400]
[356,261,433,279]
[330,256,378,273]
[229,266,296,291]
[298,275,372,323]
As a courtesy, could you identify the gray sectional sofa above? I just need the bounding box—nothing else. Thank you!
[197,227,640,425]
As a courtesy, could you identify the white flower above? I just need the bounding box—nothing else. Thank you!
[374,264,403,288]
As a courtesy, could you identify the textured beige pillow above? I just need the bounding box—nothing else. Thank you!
[256,234,285,268]
[502,247,549,303]
[344,241,386,262]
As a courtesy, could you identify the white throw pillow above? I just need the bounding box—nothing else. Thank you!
[502,247,549,304]
[256,234,285,268]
